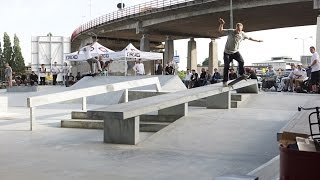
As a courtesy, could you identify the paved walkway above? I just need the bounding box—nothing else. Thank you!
[0,90,318,180]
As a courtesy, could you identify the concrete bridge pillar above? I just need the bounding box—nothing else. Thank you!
[164,36,174,65]
[316,15,320,52]
[187,38,197,71]
[140,34,153,75]
[208,39,219,74]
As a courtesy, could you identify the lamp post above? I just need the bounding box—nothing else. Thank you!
[230,0,233,29]
[294,36,312,55]
[230,0,234,68]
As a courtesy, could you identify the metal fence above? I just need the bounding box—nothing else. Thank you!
[71,0,197,41]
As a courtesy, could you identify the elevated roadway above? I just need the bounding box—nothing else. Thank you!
[71,0,319,51]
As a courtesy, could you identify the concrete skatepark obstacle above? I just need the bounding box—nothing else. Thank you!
[87,79,258,145]
[69,75,187,105]
[0,96,8,113]
[27,76,258,145]
[27,76,162,130]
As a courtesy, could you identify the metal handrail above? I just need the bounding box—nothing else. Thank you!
[71,0,197,41]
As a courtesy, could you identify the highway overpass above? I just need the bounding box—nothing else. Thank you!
[70,0,320,74]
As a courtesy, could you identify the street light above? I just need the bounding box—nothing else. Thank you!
[230,0,234,68]
[294,36,312,55]
[230,0,233,29]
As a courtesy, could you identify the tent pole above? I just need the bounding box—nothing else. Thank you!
[125,57,127,76]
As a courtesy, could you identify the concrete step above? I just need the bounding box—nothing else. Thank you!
[231,94,243,101]
[61,119,103,129]
[231,93,251,101]
[71,111,88,119]
[231,101,238,108]
[140,115,181,123]
[61,119,170,132]
[71,111,181,122]
[140,121,170,132]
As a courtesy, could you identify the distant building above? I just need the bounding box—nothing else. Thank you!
[252,56,301,70]
[300,55,312,65]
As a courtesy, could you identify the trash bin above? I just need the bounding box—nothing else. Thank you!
[280,145,320,180]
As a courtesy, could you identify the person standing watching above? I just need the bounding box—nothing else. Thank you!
[184,69,192,88]
[155,60,163,75]
[309,46,320,93]
[133,59,145,75]
[62,62,72,87]
[51,62,60,85]
[39,64,46,85]
[218,18,263,86]
[4,63,12,87]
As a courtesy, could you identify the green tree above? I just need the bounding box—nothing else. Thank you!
[0,42,3,80]
[3,33,12,65]
[47,32,53,37]
[12,34,25,73]
[202,57,222,67]
[178,70,186,80]
[202,57,209,66]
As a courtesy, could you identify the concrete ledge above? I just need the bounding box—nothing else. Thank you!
[71,111,88,119]
[247,155,279,180]
[61,118,171,132]
[140,121,170,132]
[215,175,258,180]
[7,86,38,92]
[140,115,182,122]
[0,96,8,113]
[61,119,103,129]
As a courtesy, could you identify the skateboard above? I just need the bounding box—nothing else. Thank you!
[227,76,247,88]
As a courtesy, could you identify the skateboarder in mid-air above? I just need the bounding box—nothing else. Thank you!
[218,18,263,87]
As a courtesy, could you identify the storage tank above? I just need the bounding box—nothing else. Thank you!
[31,36,70,82]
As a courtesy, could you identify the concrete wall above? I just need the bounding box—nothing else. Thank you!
[0,96,8,113]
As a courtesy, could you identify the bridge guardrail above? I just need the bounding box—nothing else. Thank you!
[71,0,198,41]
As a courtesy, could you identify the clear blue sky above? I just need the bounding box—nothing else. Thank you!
[0,0,317,70]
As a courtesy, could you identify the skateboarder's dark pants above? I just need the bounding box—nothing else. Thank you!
[223,52,244,82]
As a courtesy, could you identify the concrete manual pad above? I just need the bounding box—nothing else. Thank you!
[0,92,317,179]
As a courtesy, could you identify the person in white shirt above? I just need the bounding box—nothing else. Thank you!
[133,59,145,75]
[184,69,192,88]
[289,63,307,91]
[309,46,320,93]
[51,62,60,85]
[79,42,102,74]
[281,63,295,92]
[39,64,46,85]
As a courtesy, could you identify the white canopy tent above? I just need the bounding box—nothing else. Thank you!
[64,42,114,62]
[108,43,163,75]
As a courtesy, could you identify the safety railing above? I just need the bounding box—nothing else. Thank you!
[27,77,162,131]
[71,0,198,41]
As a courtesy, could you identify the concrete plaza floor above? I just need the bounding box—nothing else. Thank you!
[0,89,318,180]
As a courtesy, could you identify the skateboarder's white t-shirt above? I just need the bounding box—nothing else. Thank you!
[82,45,92,60]
[311,52,320,72]
[223,29,249,54]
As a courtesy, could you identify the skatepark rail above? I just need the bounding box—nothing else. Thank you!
[27,77,161,131]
